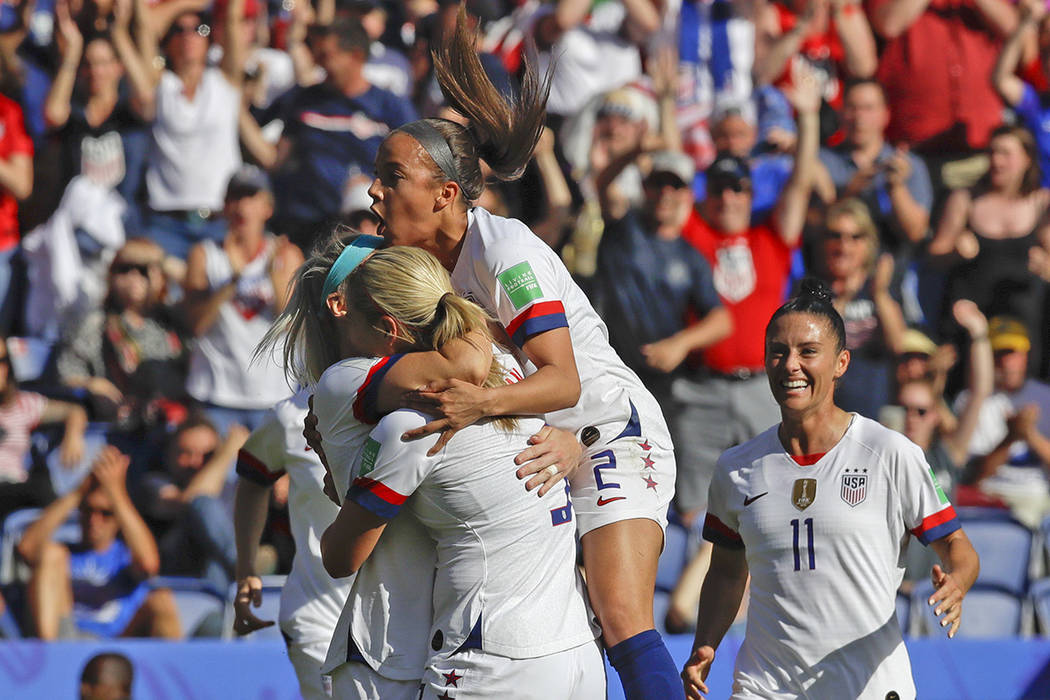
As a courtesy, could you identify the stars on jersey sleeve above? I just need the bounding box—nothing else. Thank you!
[442,670,463,687]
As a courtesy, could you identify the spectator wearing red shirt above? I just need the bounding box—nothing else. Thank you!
[868,0,1018,190]
[673,70,821,525]
[0,93,33,332]
[755,0,877,142]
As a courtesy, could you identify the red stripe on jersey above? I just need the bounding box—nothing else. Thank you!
[704,513,742,543]
[352,476,408,506]
[910,505,958,538]
[506,300,566,339]
[790,452,826,466]
[352,356,393,423]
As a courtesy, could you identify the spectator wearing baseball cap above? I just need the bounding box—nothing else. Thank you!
[958,316,1050,526]
[672,71,822,523]
[181,165,302,435]
[692,99,795,222]
[591,148,731,529]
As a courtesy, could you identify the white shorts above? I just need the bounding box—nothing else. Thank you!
[329,660,421,700]
[421,640,606,699]
[569,401,675,537]
[286,637,329,700]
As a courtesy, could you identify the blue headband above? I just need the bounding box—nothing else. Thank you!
[321,235,385,301]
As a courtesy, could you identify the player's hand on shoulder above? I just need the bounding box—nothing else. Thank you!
[682,645,716,699]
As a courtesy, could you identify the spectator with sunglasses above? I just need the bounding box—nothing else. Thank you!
[17,445,180,639]
[674,69,821,527]
[56,238,188,455]
[895,301,993,500]
[958,316,1050,526]
[810,198,905,419]
[138,0,249,259]
[591,149,732,527]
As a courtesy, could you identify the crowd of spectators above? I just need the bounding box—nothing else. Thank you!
[0,0,1047,642]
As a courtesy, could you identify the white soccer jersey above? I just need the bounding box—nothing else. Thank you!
[310,355,436,683]
[703,415,960,700]
[313,355,403,498]
[347,409,599,662]
[451,206,665,434]
[237,390,350,644]
[451,207,676,532]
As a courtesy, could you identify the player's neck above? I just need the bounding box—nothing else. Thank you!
[778,406,853,457]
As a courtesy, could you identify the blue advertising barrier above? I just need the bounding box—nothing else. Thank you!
[2,635,1050,699]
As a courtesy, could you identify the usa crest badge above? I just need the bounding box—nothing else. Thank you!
[840,470,867,507]
[792,478,817,511]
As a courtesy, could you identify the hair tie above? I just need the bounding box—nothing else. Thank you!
[398,120,463,188]
[321,235,385,302]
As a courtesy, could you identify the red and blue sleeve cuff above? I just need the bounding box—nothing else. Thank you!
[235,449,285,485]
[910,505,960,546]
[347,476,407,519]
[703,513,745,550]
[506,301,568,347]
[352,354,404,425]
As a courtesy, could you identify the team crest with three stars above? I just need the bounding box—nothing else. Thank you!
[840,468,868,507]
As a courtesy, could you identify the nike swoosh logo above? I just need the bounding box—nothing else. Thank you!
[744,492,768,506]
[596,496,627,507]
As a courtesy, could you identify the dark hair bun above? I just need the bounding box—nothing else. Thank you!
[798,277,834,304]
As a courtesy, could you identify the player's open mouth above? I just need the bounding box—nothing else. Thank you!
[781,379,809,393]
[371,207,386,236]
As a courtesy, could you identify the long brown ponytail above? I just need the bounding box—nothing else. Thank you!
[406,6,551,201]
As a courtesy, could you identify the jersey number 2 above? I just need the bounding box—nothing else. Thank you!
[791,518,816,571]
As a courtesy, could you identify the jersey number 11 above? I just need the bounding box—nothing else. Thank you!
[790,518,816,571]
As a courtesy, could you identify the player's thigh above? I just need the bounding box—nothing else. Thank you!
[329,660,421,700]
[286,638,329,700]
[571,421,675,538]
[422,645,606,700]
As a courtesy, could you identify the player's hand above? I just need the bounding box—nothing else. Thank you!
[514,425,583,496]
[232,575,276,636]
[682,645,716,699]
[322,469,340,506]
[304,395,331,470]
[928,564,965,639]
[400,379,490,455]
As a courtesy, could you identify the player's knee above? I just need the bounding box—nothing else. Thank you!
[594,596,654,642]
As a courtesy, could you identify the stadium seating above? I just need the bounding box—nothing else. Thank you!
[148,577,226,638]
[222,575,287,641]
[912,580,1025,638]
[0,508,80,585]
[957,512,1033,595]
[1029,578,1050,635]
